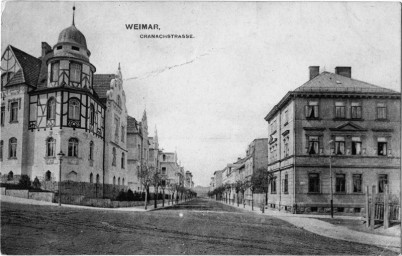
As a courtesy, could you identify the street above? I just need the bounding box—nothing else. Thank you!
[1,198,396,255]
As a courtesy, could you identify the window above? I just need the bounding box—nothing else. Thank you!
[112,147,116,166]
[68,138,79,157]
[72,46,80,51]
[113,176,116,185]
[45,171,51,181]
[90,173,93,183]
[121,126,125,143]
[46,137,55,157]
[378,174,388,193]
[351,137,361,155]
[335,136,345,155]
[305,101,319,118]
[118,177,121,186]
[89,104,95,125]
[0,140,3,161]
[121,152,125,169]
[96,174,100,184]
[1,106,5,126]
[51,62,59,82]
[353,174,362,193]
[335,102,346,118]
[335,174,346,193]
[284,110,289,124]
[284,174,288,194]
[89,141,94,160]
[10,102,18,122]
[114,117,119,142]
[351,102,362,119]
[377,137,387,156]
[308,173,320,193]
[283,136,289,157]
[47,98,56,120]
[270,177,277,193]
[163,154,166,161]
[68,99,80,120]
[9,137,17,158]
[377,103,387,120]
[162,167,167,175]
[122,178,125,186]
[308,136,319,155]
[70,63,81,83]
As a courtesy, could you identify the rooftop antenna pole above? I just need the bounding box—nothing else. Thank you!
[72,4,76,26]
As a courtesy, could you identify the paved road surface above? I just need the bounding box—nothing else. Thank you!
[1,198,396,255]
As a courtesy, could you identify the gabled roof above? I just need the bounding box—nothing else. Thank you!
[93,74,115,99]
[295,72,398,94]
[127,115,140,134]
[5,45,42,88]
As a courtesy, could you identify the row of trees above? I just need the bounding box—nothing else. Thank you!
[137,164,197,210]
[207,168,272,209]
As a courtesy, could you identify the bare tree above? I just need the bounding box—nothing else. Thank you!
[150,170,161,209]
[137,164,156,210]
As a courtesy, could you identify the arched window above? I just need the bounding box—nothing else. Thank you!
[9,137,17,158]
[89,141,94,160]
[7,171,13,181]
[68,138,79,157]
[68,98,80,120]
[47,97,56,120]
[117,95,121,108]
[67,171,77,181]
[45,171,51,181]
[96,174,100,184]
[89,173,93,183]
[122,178,125,186]
[46,137,55,157]
[121,152,125,169]
[112,147,116,166]
[118,177,121,186]
[163,154,166,161]
[113,176,116,185]
[89,104,95,125]
[70,62,81,83]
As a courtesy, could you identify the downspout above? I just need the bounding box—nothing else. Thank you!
[102,106,106,198]
[293,98,297,213]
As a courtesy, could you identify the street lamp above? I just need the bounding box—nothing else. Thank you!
[57,151,65,206]
[328,140,334,218]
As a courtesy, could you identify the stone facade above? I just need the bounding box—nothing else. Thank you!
[265,66,401,214]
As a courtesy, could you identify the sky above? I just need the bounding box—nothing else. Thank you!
[1,1,401,187]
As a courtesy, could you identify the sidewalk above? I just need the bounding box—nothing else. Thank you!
[216,199,400,252]
[0,195,180,212]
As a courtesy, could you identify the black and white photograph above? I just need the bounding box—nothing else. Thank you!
[0,1,401,255]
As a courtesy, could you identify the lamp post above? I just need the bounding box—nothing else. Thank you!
[57,151,65,206]
[328,140,334,218]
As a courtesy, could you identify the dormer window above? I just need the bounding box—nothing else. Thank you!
[72,46,80,51]
[70,62,81,83]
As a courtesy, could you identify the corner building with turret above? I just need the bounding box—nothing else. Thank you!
[1,9,130,193]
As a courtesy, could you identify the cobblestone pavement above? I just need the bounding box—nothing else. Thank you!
[1,198,397,255]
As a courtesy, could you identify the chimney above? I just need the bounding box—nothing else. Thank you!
[335,66,351,78]
[41,42,52,57]
[309,66,320,80]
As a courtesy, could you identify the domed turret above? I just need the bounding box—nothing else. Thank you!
[52,6,91,61]
[57,25,87,49]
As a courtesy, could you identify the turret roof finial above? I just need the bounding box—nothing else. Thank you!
[72,4,76,26]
